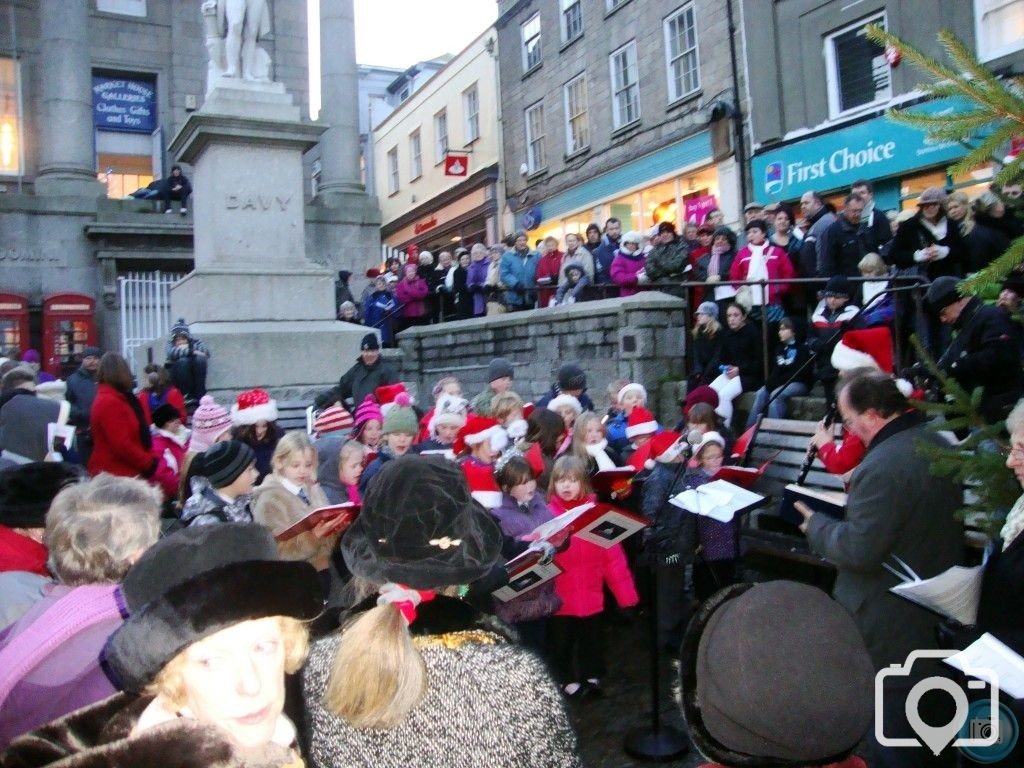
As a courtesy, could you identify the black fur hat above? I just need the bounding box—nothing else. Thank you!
[341,456,502,590]
[103,524,322,693]
[0,462,86,528]
[679,581,874,766]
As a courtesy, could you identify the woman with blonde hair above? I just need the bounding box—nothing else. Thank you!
[4,523,322,765]
[302,457,580,768]
[947,190,1011,273]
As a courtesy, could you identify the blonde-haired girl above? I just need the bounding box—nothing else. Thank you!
[251,430,337,577]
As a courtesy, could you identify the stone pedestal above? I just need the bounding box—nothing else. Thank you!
[165,83,368,397]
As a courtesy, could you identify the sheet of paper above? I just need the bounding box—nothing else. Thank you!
[945,633,1024,699]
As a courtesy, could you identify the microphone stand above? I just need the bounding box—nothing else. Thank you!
[624,439,694,761]
[739,282,920,466]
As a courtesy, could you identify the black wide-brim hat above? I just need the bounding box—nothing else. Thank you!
[341,455,502,590]
[679,582,873,767]
[103,524,322,693]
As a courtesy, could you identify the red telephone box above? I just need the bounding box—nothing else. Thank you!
[42,293,97,379]
[0,292,29,361]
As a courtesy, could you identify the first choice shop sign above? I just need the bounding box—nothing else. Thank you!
[753,97,971,201]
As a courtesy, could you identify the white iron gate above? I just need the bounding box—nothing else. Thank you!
[118,270,185,377]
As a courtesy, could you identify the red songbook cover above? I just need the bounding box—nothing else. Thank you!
[274,503,360,542]
[591,468,640,501]
[712,453,777,490]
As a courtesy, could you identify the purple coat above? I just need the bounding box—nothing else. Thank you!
[490,490,554,541]
[610,248,647,297]
[0,583,127,747]
[467,258,489,317]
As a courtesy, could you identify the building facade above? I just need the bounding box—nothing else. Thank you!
[0,0,376,374]
[373,32,502,254]
[743,0,1024,212]
[495,0,747,245]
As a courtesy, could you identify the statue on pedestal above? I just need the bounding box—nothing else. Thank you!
[202,0,273,93]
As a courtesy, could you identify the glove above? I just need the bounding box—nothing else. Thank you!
[527,540,558,566]
[636,270,649,284]
[705,274,720,284]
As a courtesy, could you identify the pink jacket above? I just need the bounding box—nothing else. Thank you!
[610,249,647,297]
[150,429,188,502]
[728,243,795,305]
[549,494,639,617]
[395,276,429,318]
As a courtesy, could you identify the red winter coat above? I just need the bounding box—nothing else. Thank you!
[0,525,48,576]
[136,387,188,426]
[88,384,157,479]
[729,243,795,305]
[535,250,563,308]
[817,430,866,477]
[549,494,639,617]
[395,276,429,319]
[150,430,189,502]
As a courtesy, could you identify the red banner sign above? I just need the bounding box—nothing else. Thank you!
[444,154,468,177]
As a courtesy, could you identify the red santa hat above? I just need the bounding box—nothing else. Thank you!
[644,431,685,470]
[231,388,278,426]
[452,414,509,457]
[376,383,413,417]
[460,459,502,509]
[831,327,894,374]
[626,406,659,439]
[831,327,913,397]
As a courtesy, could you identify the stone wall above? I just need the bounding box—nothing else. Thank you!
[397,292,687,412]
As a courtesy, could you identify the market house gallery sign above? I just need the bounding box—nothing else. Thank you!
[92,76,157,133]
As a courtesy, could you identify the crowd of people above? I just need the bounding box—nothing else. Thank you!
[0,179,1023,767]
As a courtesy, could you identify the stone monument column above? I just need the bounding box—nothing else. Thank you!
[35,0,104,196]
[316,0,364,200]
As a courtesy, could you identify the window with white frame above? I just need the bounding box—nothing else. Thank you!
[434,109,448,163]
[606,0,630,11]
[561,0,583,43]
[975,0,1024,61]
[409,130,422,180]
[521,13,542,71]
[386,147,399,194]
[463,84,480,143]
[824,14,891,118]
[563,74,589,154]
[97,0,146,16]
[0,58,21,175]
[610,41,640,129]
[525,101,546,174]
[665,4,700,101]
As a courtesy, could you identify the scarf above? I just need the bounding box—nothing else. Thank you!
[745,242,770,306]
[0,583,126,705]
[585,439,617,470]
[1001,493,1024,548]
[708,243,727,278]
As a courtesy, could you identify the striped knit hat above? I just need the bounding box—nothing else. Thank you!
[353,395,383,431]
[314,405,354,435]
[189,395,232,453]
[200,440,256,489]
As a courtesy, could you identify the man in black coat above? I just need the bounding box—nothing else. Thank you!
[65,346,101,465]
[334,333,399,409]
[818,193,873,279]
[928,276,1023,424]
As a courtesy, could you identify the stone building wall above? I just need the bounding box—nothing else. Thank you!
[396,292,687,413]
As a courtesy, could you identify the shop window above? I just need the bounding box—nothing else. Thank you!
[563,74,589,155]
[434,109,448,164]
[975,0,1024,61]
[609,191,640,232]
[387,146,399,195]
[825,14,890,119]
[561,0,583,43]
[525,101,546,174]
[409,130,422,180]
[643,179,679,229]
[96,152,153,199]
[665,4,700,102]
[610,41,640,129]
[521,14,542,72]
[0,58,21,175]
[463,85,480,144]
[899,170,947,210]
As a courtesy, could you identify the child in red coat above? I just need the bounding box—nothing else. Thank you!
[547,456,638,697]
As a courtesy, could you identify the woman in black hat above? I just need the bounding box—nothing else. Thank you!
[2,523,322,766]
[302,456,580,768]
